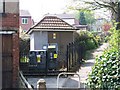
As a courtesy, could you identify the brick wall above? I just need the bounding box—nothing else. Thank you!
[2,13,19,28]
[2,13,19,88]
[12,32,19,88]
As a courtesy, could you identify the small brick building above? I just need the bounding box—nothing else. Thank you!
[27,16,77,68]
[0,1,19,88]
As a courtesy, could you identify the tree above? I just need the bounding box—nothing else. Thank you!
[84,11,96,24]
[83,0,120,29]
[67,0,120,29]
[79,12,87,25]
[82,0,118,20]
[70,0,118,20]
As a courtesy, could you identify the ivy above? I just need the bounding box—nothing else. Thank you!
[87,25,120,89]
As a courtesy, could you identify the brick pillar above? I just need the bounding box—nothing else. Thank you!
[12,32,19,88]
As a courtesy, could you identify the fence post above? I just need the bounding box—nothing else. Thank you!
[45,51,48,76]
[37,79,46,90]
[68,43,71,71]
[71,42,74,67]
[66,45,69,72]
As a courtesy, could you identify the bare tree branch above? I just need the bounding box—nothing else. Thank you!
[94,0,117,13]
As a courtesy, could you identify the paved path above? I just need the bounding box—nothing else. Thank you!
[76,43,109,88]
[27,43,109,89]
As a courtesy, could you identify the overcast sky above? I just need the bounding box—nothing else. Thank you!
[19,0,111,22]
[20,0,72,22]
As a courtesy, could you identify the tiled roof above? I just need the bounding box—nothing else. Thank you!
[45,14,75,19]
[20,10,31,17]
[27,16,77,34]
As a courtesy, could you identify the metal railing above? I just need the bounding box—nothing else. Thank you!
[19,71,33,89]
[57,72,80,90]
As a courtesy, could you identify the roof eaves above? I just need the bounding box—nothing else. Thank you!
[26,16,78,34]
[33,28,75,30]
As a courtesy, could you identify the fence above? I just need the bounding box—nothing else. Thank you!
[66,42,85,72]
[20,42,85,75]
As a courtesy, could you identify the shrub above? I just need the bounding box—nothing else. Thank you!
[75,31,99,50]
[19,38,30,59]
[87,49,119,89]
[87,25,120,89]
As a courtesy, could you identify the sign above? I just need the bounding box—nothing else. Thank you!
[54,54,57,59]
[37,55,41,62]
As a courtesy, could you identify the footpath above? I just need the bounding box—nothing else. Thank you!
[79,43,109,88]
[63,43,109,88]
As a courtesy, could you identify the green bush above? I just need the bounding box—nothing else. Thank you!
[19,38,30,63]
[20,56,29,63]
[20,38,30,55]
[87,49,119,89]
[75,31,99,50]
[86,39,96,50]
[87,26,120,89]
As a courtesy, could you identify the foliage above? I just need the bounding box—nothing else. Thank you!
[104,35,110,43]
[84,11,96,25]
[87,25,120,89]
[74,9,96,25]
[75,31,99,50]
[19,38,30,56]
[94,34,102,45]
[79,12,87,25]
[68,0,119,22]
[20,56,29,63]
[83,0,118,21]
[109,26,120,51]
[87,49,119,89]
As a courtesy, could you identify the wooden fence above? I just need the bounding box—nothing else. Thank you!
[66,42,85,72]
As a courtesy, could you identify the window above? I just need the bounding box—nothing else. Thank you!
[22,30,26,33]
[53,33,56,39]
[22,18,28,24]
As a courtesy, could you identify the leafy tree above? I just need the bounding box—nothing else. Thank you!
[84,11,96,25]
[70,0,120,29]
[79,12,87,25]
[72,0,118,20]
[68,0,120,30]
[66,2,96,26]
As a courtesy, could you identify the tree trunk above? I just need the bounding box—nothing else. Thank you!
[116,2,120,30]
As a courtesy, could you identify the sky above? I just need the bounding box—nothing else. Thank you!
[19,0,71,22]
[19,0,111,22]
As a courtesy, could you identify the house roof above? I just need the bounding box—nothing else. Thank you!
[27,16,77,34]
[74,25,88,28]
[20,10,31,17]
[44,13,79,25]
[45,14,75,19]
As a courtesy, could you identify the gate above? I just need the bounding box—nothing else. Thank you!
[1,35,13,88]
[66,42,85,72]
